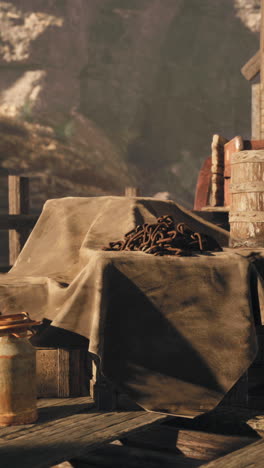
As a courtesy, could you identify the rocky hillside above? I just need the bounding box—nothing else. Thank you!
[0,0,260,211]
[0,114,136,213]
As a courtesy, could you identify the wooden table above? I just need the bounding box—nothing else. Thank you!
[0,397,169,468]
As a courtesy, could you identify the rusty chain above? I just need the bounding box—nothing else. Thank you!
[102,215,222,256]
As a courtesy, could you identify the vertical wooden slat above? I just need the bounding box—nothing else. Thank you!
[58,349,70,397]
[224,136,244,206]
[210,135,227,207]
[125,187,140,197]
[8,175,29,265]
[36,349,59,397]
[69,348,90,397]
[252,83,261,140]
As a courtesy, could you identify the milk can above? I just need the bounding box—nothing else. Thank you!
[0,312,40,426]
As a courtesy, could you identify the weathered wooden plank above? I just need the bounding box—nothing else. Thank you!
[8,176,30,265]
[200,439,264,467]
[125,187,140,197]
[0,397,95,439]
[0,214,38,230]
[120,424,258,461]
[210,134,228,207]
[0,403,169,468]
[223,136,244,206]
[58,349,70,397]
[37,397,92,408]
[72,444,203,467]
[241,50,260,81]
[152,405,264,439]
[252,84,261,139]
[36,348,91,398]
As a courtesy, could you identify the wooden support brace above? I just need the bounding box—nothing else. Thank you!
[252,83,261,139]
[241,50,260,81]
[36,347,91,398]
[8,175,29,265]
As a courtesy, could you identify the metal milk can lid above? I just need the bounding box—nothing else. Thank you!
[0,312,40,336]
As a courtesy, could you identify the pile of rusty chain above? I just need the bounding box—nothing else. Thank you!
[102,215,222,256]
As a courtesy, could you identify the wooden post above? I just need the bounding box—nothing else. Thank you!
[125,187,140,197]
[210,135,227,207]
[252,83,261,139]
[8,176,29,265]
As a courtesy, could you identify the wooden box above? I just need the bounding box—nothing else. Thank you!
[36,347,91,398]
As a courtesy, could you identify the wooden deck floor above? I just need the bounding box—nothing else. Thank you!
[0,397,171,468]
[1,398,264,467]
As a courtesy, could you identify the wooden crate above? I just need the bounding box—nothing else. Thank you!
[36,347,91,398]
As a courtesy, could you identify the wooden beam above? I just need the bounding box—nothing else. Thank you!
[210,134,228,207]
[252,83,261,139]
[8,176,30,265]
[241,50,260,81]
[36,348,91,398]
[121,425,257,462]
[201,439,264,467]
[0,402,169,468]
[0,214,38,230]
[74,444,202,467]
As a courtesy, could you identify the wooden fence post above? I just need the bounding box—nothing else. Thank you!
[252,83,261,139]
[8,176,29,265]
[125,187,140,197]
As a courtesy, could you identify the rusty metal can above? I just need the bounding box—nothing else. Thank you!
[0,313,40,426]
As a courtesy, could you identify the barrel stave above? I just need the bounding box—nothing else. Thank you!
[230,150,264,247]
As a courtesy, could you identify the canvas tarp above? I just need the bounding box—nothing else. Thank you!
[0,196,260,417]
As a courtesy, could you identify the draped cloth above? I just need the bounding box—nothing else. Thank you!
[0,196,260,417]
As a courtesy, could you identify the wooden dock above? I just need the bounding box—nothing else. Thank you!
[0,397,170,468]
[1,397,264,467]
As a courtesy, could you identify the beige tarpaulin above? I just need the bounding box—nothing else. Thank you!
[0,196,260,416]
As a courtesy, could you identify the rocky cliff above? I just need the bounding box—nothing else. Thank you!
[0,0,260,212]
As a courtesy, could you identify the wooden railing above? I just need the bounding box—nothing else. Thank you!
[0,180,141,271]
[0,176,38,269]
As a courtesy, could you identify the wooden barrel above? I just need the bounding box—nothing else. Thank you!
[229,150,264,247]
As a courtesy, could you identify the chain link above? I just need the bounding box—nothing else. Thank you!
[102,215,222,256]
